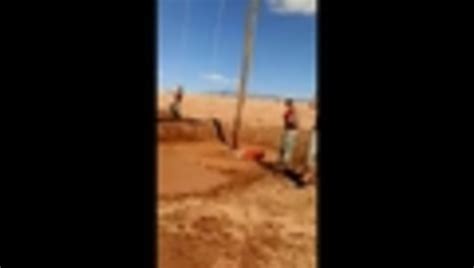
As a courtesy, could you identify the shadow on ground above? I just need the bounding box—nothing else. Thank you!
[257,161,306,188]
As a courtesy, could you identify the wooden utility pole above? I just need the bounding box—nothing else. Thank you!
[231,0,260,149]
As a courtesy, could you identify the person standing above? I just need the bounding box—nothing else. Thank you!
[302,100,318,184]
[279,98,299,169]
[169,85,184,119]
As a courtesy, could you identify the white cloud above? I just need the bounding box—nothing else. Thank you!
[267,0,317,15]
[201,72,236,85]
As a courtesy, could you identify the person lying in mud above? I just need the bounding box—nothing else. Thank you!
[169,85,184,119]
[278,98,299,169]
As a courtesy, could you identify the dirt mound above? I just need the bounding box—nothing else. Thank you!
[159,122,312,168]
[158,119,222,142]
[158,113,312,168]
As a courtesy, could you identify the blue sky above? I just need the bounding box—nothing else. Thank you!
[158,0,317,99]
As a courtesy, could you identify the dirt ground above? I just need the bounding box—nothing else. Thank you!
[157,93,317,268]
[158,93,315,130]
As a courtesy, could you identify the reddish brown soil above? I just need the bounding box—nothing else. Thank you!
[157,94,317,268]
[158,143,231,196]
